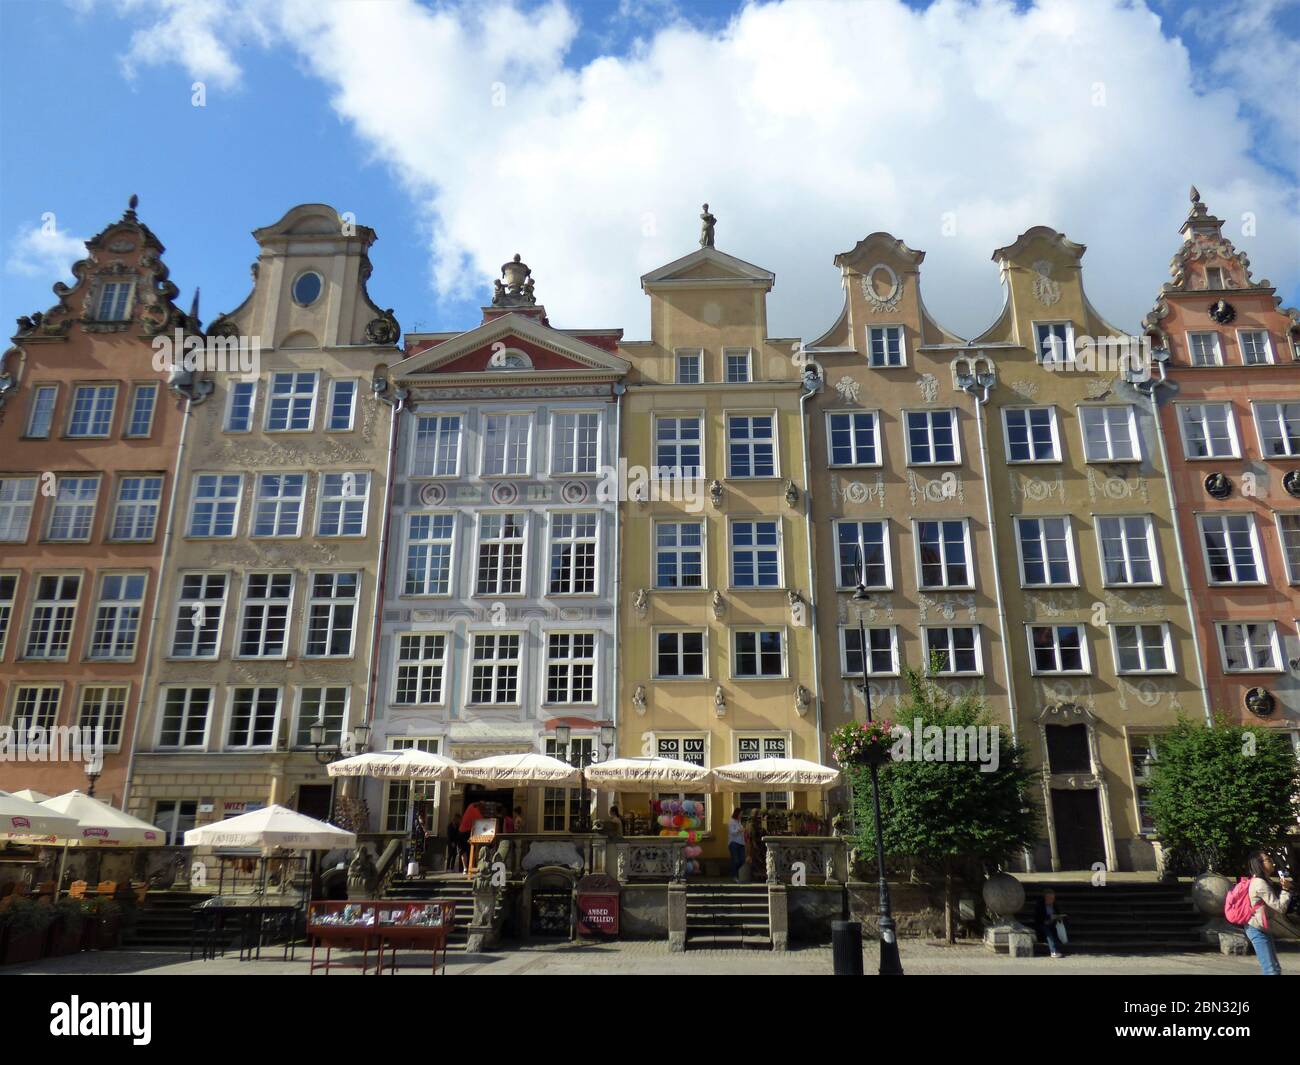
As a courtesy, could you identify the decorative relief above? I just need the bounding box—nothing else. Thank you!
[1006,379,1040,400]
[918,373,938,404]
[408,384,609,400]
[1031,260,1061,306]
[917,593,977,624]
[907,470,963,506]
[1086,469,1148,505]
[1101,590,1164,616]
[1083,378,1113,400]
[1021,593,1084,622]
[1009,471,1065,508]
[842,476,886,508]
[834,376,861,403]
[860,263,903,313]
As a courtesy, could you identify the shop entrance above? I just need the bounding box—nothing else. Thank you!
[297,784,333,822]
[461,785,514,824]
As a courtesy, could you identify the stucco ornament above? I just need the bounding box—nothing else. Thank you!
[859,263,902,313]
[633,588,649,618]
[364,307,401,345]
[834,376,860,403]
[917,373,938,403]
[1031,260,1061,306]
[632,684,647,716]
[714,686,727,717]
[784,479,800,507]
[711,590,724,619]
[794,685,812,717]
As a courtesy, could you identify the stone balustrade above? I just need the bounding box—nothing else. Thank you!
[611,838,688,883]
[762,836,847,885]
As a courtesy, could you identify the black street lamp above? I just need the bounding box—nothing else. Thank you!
[853,545,904,976]
[554,724,596,833]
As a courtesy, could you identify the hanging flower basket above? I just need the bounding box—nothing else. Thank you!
[830,720,895,769]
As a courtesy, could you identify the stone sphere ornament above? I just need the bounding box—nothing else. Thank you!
[982,872,1025,919]
[1191,873,1233,918]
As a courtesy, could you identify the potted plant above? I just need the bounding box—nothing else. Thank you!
[830,719,896,768]
[0,899,55,966]
[46,899,87,957]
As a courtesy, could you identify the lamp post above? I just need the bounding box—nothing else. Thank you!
[85,765,101,799]
[309,719,372,826]
[853,545,904,976]
[554,724,595,832]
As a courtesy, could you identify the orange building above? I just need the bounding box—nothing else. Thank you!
[1144,187,1300,737]
[0,198,196,803]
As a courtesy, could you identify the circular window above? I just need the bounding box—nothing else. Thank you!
[292,271,323,306]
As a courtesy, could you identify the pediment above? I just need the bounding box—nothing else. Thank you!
[833,232,925,274]
[641,246,774,290]
[397,313,628,379]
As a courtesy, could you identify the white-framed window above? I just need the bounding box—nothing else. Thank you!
[410,414,462,477]
[110,474,163,541]
[476,513,526,595]
[326,379,357,431]
[125,383,159,438]
[1238,329,1273,365]
[735,733,792,810]
[95,281,132,321]
[549,512,598,595]
[0,573,16,659]
[46,475,100,541]
[187,473,242,537]
[1035,322,1074,365]
[726,414,777,477]
[732,629,786,679]
[655,521,704,589]
[1217,621,1282,673]
[304,572,358,658]
[24,574,80,660]
[654,415,703,479]
[835,520,890,590]
[237,572,293,658]
[1187,331,1223,366]
[1276,514,1300,583]
[867,325,905,368]
[1015,516,1076,587]
[1080,405,1139,462]
[226,687,280,749]
[827,411,880,467]
[266,371,318,431]
[468,632,521,703]
[1205,266,1227,289]
[481,412,532,476]
[1028,624,1089,674]
[1112,623,1173,674]
[88,573,146,660]
[1096,515,1159,586]
[158,687,211,749]
[382,735,440,832]
[77,686,127,748]
[11,685,61,731]
[316,472,370,537]
[730,519,782,588]
[1128,732,1161,835]
[551,411,600,475]
[1198,513,1263,585]
[66,382,116,436]
[153,800,198,845]
[924,626,982,676]
[840,625,900,676]
[393,634,447,705]
[224,381,257,432]
[546,632,596,703]
[252,473,306,538]
[904,409,958,465]
[1253,402,1300,457]
[724,348,752,383]
[543,734,596,832]
[403,513,455,596]
[295,687,350,747]
[655,629,707,679]
[170,573,227,658]
[0,477,37,542]
[25,385,58,439]
[1003,406,1060,463]
[1177,402,1239,459]
[916,519,972,589]
[675,349,702,384]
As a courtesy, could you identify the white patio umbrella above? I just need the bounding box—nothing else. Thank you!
[184,804,356,851]
[11,788,51,804]
[0,790,79,840]
[41,790,166,847]
[583,756,715,790]
[326,748,458,780]
[455,752,582,788]
[711,758,841,791]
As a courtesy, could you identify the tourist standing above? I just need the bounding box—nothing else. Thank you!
[1244,850,1293,975]
[728,809,746,881]
[1033,888,1068,958]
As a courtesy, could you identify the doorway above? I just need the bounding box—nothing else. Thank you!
[1050,788,1106,870]
[297,784,333,822]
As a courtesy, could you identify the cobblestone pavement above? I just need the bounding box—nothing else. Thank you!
[10,939,1297,976]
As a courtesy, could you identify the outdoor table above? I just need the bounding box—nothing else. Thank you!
[192,901,300,962]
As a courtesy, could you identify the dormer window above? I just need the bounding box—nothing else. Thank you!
[96,282,132,321]
[1205,266,1226,289]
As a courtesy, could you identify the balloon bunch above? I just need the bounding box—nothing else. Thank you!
[651,799,705,875]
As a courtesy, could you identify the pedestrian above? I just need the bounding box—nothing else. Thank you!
[444,815,460,872]
[1033,888,1068,958]
[1243,850,1293,975]
[728,808,747,881]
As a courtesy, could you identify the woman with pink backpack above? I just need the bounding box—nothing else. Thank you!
[1226,850,1293,975]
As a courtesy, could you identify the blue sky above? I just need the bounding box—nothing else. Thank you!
[2,0,1297,344]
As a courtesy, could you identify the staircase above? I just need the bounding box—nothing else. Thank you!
[685,883,771,949]
[1017,881,1208,953]
[121,891,203,951]
[383,877,476,951]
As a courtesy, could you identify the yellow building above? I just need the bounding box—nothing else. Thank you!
[614,220,820,869]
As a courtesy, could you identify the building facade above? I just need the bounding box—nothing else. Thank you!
[1144,188,1300,744]
[125,204,401,840]
[969,226,1203,871]
[615,224,819,867]
[0,198,193,803]
[373,255,627,840]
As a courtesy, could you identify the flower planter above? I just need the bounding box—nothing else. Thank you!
[46,918,83,957]
[1,928,46,967]
[96,914,122,950]
[81,917,102,952]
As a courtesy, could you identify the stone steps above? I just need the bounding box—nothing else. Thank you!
[686,884,771,950]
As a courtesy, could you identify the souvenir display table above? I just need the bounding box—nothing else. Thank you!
[307,900,455,975]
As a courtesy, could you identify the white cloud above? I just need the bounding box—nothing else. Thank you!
[6,219,88,282]
[105,0,1300,339]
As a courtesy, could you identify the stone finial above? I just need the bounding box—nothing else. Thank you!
[491,252,537,307]
[1189,185,1200,205]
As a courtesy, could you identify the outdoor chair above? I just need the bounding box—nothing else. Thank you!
[68,880,88,899]
[96,880,117,897]
[36,880,57,898]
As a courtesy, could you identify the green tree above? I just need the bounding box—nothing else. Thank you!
[844,670,1038,942]
[1147,715,1299,874]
